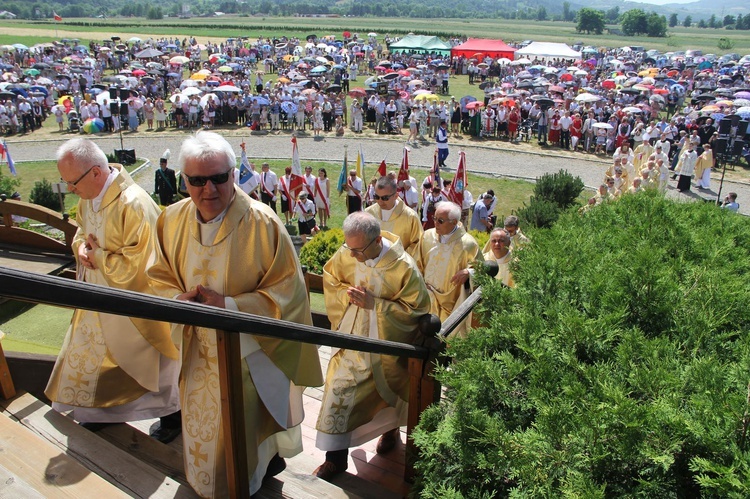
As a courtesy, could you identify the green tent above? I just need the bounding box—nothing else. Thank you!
[388,35,451,56]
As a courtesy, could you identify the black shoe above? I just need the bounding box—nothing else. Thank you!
[80,421,117,432]
[264,453,286,481]
[150,424,182,444]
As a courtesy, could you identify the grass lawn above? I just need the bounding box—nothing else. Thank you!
[0,302,71,355]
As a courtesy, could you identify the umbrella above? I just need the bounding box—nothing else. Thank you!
[170,56,189,65]
[734,99,750,107]
[135,48,164,59]
[382,72,399,81]
[82,118,104,134]
[281,101,298,115]
[29,85,48,96]
[368,32,377,37]
[535,98,555,108]
[512,58,531,65]
[35,77,53,85]
[348,87,367,98]
[310,65,329,75]
[549,85,565,93]
[592,122,614,130]
[622,106,643,113]
[649,95,665,105]
[128,37,142,43]
[218,66,233,73]
[652,88,669,95]
[326,84,342,93]
[23,68,40,76]
[215,85,241,92]
[575,93,600,103]
[12,43,28,51]
[132,69,147,76]
[414,93,439,102]
[734,91,750,100]
[465,101,484,110]
[701,105,721,113]
[182,86,203,96]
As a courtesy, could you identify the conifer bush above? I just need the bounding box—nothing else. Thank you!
[29,179,63,211]
[298,228,344,274]
[413,192,750,497]
[516,169,584,229]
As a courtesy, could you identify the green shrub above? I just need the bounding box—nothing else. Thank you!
[533,169,585,210]
[413,191,750,497]
[298,228,344,274]
[515,196,560,229]
[29,179,62,211]
[469,229,490,251]
[0,168,21,197]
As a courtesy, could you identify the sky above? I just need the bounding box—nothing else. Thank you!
[631,0,696,4]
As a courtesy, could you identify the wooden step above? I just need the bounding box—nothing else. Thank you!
[0,392,197,498]
[0,411,128,498]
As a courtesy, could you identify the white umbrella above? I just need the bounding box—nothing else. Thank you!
[128,37,142,43]
[622,106,643,113]
[215,85,241,92]
[592,122,614,130]
[169,93,189,103]
[575,70,589,77]
[316,43,328,49]
[200,94,219,107]
[305,42,315,49]
[35,77,53,85]
[512,58,531,65]
[180,80,199,89]
[736,106,750,114]
[181,86,203,96]
[575,93,600,103]
[733,99,750,107]
[496,58,511,66]
[368,32,377,37]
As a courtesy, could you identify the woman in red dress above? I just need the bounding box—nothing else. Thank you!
[570,112,583,151]
[508,106,520,142]
[548,110,561,145]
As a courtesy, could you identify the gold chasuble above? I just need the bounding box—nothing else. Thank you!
[148,187,323,498]
[317,232,430,450]
[414,226,482,338]
[365,200,423,255]
[45,166,179,422]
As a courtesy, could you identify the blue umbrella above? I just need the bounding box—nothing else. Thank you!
[310,65,329,75]
[281,101,297,114]
[670,83,685,95]
[332,64,345,70]
[166,72,181,78]
[73,45,89,52]
[9,88,28,98]
[253,96,270,105]
[29,85,48,96]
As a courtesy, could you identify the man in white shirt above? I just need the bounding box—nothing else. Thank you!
[344,169,363,213]
[259,162,279,212]
[560,111,573,150]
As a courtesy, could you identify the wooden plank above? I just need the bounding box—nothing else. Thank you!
[0,463,46,499]
[216,330,250,499]
[0,392,197,498]
[0,331,16,399]
[0,412,129,498]
[97,423,188,486]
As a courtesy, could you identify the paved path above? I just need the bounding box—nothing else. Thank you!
[8,131,749,215]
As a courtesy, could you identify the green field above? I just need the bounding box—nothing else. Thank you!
[1,16,749,54]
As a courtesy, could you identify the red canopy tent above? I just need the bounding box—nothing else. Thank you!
[451,38,516,60]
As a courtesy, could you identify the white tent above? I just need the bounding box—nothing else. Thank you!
[515,42,582,60]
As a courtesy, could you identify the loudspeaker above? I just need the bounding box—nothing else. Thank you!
[115,149,136,165]
[119,88,130,101]
[714,138,728,156]
[119,102,128,115]
[109,102,119,114]
[718,118,732,135]
[732,139,744,157]
[737,120,749,138]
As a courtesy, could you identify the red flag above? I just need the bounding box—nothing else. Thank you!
[289,136,305,197]
[397,147,409,183]
[448,151,467,206]
[0,142,5,159]
[53,12,62,21]
[378,159,387,178]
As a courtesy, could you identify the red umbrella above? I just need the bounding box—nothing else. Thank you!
[374,65,387,71]
[652,88,669,95]
[466,101,484,110]
[549,85,565,93]
[398,70,411,77]
[348,87,367,98]
[601,79,616,89]
[560,73,573,82]
[471,53,484,60]
[343,31,351,38]
[132,69,147,76]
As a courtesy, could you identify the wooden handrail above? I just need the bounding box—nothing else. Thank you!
[0,266,429,360]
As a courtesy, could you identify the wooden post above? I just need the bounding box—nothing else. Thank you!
[0,331,16,399]
[216,330,250,499]
[405,315,442,482]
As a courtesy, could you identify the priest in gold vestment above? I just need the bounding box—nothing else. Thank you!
[413,201,482,338]
[46,138,180,426]
[147,131,323,498]
[365,175,423,254]
[314,211,431,481]
[483,228,515,288]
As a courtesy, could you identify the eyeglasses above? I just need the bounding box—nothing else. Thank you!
[373,192,396,201]
[435,217,454,225]
[183,169,233,187]
[61,165,97,187]
[343,237,377,256]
